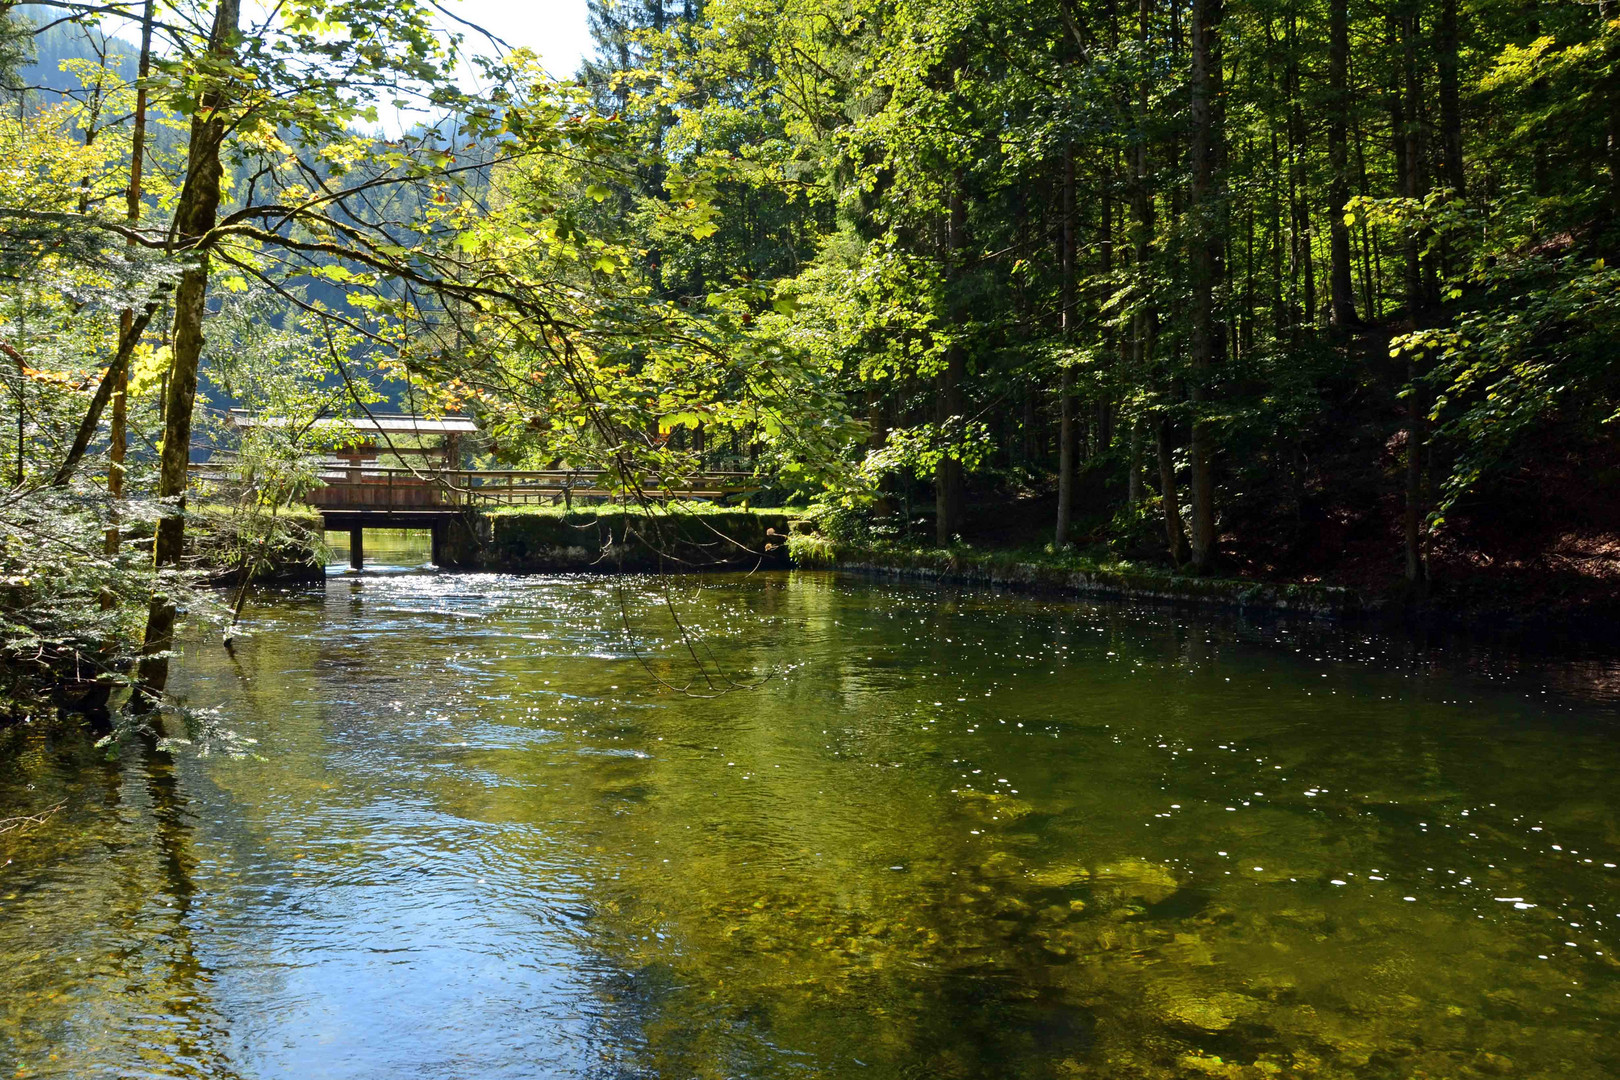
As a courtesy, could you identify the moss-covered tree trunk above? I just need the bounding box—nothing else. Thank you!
[135,0,240,703]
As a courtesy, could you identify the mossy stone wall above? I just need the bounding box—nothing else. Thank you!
[434,510,791,573]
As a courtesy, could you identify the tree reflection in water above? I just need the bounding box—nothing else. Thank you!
[3,546,1620,1078]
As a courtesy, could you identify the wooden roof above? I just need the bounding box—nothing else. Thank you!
[227,409,478,435]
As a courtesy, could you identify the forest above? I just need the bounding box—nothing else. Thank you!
[7,5,1620,1078]
[2,0,1619,718]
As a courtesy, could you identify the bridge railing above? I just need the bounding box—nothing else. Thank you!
[189,463,761,510]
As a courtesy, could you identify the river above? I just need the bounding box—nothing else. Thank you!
[3,532,1619,1079]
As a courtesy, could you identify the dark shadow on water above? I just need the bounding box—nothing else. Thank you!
[1143,886,1212,922]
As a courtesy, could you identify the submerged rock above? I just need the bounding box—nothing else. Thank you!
[1093,858,1180,904]
[1176,1053,1249,1078]
[1024,862,1091,889]
[1158,990,1261,1033]
[955,789,1037,823]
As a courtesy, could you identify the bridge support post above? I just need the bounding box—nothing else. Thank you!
[430,520,444,566]
[349,527,364,571]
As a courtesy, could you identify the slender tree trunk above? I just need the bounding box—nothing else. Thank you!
[1056,150,1078,545]
[1328,0,1358,328]
[1437,0,1465,199]
[1187,0,1225,574]
[1286,10,1315,329]
[1436,0,1466,284]
[1128,419,1144,507]
[1398,6,1429,587]
[1269,130,1287,337]
[1604,0,1620,222]
[935,181,968,546]
[1134,0,1159,521]
[1353,111,1379,319]
[1021,387,1038,465]
[111,0,153,543]
[52,300,160,486]
[935,345,965,546]
[1130,0,1157,515]
[1100,151,1117,451]
[1155,415,1190,564]
[53,0,157,495]
[135,0,241,703]
[1242,162,1256,355]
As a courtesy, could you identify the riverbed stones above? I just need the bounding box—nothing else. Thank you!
[955,789,1036,823]
[1023,862,1090,889]
[1156,989,1261,1033]
[1093,858,1180,904]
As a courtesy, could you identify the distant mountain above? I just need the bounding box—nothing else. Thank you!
[10,5,139,100]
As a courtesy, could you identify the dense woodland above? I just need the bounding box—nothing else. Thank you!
[1,0,1618,719]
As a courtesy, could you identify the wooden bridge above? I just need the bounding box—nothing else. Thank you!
[188,462,757,568]
[198,411,758,568]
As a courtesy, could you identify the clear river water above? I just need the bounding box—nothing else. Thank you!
[3,532,1620,1079]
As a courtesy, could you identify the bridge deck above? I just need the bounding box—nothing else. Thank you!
[190,463,760,569]
[190,464,758,519]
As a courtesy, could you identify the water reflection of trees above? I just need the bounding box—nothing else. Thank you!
[556,578,1620,1080]
[8,572,1620,1079]
[0,728,243,1078]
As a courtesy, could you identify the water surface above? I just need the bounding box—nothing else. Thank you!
[4,533,1620,1078]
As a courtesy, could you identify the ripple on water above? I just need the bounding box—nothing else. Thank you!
[3,549,1620,1079]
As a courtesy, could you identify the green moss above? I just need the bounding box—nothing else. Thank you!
[442,507,797,572]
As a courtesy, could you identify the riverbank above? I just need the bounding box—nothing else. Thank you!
[799,539,1372,620]
[194,505,328,584]
[798,534,1620,633]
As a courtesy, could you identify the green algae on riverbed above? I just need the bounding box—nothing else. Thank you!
[2,540,1619,1078]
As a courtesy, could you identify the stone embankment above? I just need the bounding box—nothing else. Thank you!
[817,542,1373,620]
[432,509,794,573]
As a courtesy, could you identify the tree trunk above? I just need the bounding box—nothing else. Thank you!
[1187,0,1225,574]
[1436,0,1465,199]
[52,300,159,486]
[1127,419,1143,508]
[1130,0,1158,515]
[935,181,968,546]
[1056,150,1078,545]
[135,0,241,703]
[1021,387,1038,465]
[1155,415,1190,564]
[1285,10,1315,330]
[1327,0,1358,328]
[110,0,154,555]
[1100,152,1117,451]
[1604,0,1620,222]
[935,345,965,546]
[1398,6,1429,587]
